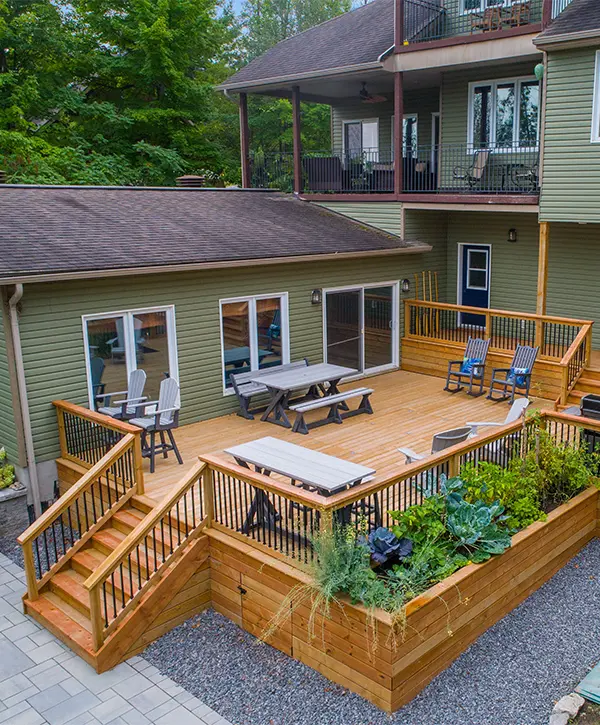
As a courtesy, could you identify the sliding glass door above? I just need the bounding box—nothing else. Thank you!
[324,284,398,374]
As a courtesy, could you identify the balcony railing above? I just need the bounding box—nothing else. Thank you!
[250,145,539,196]
[404,0,543,45]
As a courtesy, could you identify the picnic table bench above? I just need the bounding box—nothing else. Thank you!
[289,386,374,434]
[225,436,377,533]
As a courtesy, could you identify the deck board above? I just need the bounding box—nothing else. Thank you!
[142,369,543,504]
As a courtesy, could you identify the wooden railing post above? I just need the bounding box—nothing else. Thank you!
[202,464,215,526]
[534,319,544,351]
[132,432,145,496]
[89,585,104,651]
[22,541,39,601]
[484,312,492,340]
[560,364,569,407]
[448,453,460,479]
[404,300,411,338]
[56,406,68,459]
[586,326,593,367]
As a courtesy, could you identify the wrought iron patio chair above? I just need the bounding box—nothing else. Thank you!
[467,397,530,435]
[453,149,491,190]
[487,345,539,403]
[444,337,491,397]
[130,377,183,473]
[96,369,147,420]
[398,426,473,464]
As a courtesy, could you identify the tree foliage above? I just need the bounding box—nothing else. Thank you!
[0,0,356,184]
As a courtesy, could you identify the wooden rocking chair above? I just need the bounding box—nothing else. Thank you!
[487,345,539,404]
[444,337,491,397]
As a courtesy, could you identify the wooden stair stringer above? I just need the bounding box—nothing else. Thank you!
[95,534,210,673]
[564,367,600,407]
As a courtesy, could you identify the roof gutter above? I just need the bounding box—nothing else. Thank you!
[8,285,42,518]
[216,60,384,93]
[0,245,433,286]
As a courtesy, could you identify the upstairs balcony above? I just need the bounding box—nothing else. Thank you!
[403,0,544,46]
[250,144,539,201]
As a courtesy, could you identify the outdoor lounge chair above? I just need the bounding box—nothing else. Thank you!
[467,397,530,435]
[444,337,491,397]
[453,149,491,190]
[487,345,539,403]
[96,369,147,420]
[130,377,183,473]
[398,426,473,464]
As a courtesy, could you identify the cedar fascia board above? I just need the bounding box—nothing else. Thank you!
[534,29,600,50]
[0,245,433,286]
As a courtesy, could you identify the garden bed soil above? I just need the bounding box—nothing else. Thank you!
[207,486,600,713]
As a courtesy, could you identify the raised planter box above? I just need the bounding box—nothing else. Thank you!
[207,486,600,712]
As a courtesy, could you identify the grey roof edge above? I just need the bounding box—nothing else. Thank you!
[217,61,383,92]
[0,183,277,192]
[0,244,433,286]
[534,27,600,48]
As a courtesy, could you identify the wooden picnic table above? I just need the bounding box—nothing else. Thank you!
[247,362,357,428]
[225,436,376,533]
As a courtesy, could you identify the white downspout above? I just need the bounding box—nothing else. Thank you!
[8,284,42,518]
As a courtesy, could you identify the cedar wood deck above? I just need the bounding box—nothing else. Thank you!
[141,369,542,505]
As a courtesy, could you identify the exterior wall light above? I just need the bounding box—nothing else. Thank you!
[401,278,411,293]
[311,289,322,305]
[508,228,518,244]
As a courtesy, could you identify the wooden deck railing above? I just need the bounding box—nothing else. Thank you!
[83,461,208,649]
[198,411,600,568]
[17,433,142,602]
[54,401,144,493]
[404,300,594,406]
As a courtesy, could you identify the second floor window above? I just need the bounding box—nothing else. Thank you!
[469,77,539,149]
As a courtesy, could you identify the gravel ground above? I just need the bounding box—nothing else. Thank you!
[143,540,600,725]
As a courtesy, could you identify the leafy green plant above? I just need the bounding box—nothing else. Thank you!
[446,498,512,562]
[0,448,15,490]
[459,461,545,530]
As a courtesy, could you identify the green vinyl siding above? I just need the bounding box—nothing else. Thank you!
[540,47,600,223]
[546,222,600,348]
[19,252,440,463]
[0,311,19,463]
[445,211,539,311]
[331,88,440,156]
[315,202,403,235]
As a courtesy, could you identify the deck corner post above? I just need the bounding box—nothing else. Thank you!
[56,406,68,459]
[448,453,460,479]
[239,92,252,189]
[201,464,215,526]
[394,72,404,196]
[292,85,303,194]
[394,0,405,50]
[89,585,104,651]
[542,0,552,29]
[537,221,549,317]
[22,541,39,601]
[132,433,145,496]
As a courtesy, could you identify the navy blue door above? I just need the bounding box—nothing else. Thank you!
[460,245,490,327]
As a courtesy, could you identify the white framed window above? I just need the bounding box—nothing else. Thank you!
[461,0,523,12]
[592,50,600,143]
[219,293,289,392]
[390,114,418,157]
[83,305,178,409]
[343,119,379,160]
[468,76,540,150]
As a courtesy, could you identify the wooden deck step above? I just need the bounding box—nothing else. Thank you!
[25,593,95,664]
[49,570,91,617]
[92,527,164,574]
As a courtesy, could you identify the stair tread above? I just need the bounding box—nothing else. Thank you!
[26,594,94,655]
[92,528,165,574]
[50,570,91,613]
[42,591,93,632]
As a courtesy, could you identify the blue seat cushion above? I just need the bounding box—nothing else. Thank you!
[508,367,530,387]
[460,357,483,375]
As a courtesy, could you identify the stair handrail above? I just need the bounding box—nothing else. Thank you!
[559,322,594,405]
[17,433,140,603]
[83,460,208,650]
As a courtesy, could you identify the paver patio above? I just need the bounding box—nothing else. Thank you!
[0,553,231,725]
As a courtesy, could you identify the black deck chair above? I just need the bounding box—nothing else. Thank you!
[444,337,491,397]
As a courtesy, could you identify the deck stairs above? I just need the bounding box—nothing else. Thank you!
[564,363,600,407]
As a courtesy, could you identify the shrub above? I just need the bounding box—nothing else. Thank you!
[0,448,15,490]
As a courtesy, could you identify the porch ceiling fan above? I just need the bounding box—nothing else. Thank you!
[359,82,386,104]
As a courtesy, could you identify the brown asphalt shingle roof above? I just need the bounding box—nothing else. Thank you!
[536,0,600,41]
[0,187,427,280]
[220,0,439,89]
